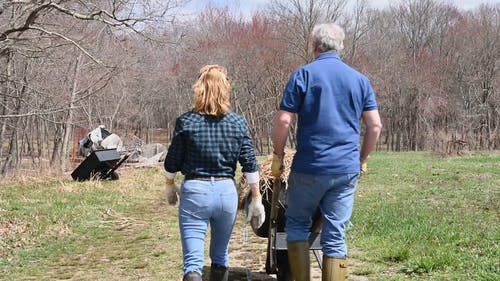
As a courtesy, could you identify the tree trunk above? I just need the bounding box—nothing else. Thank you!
[0,52,11,162]
[61,54,82,172]
[50,124,62,167]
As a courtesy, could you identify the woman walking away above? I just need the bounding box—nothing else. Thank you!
[164,65,265,281]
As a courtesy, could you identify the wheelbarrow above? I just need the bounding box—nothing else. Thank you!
[247,179,323,281]
[71,148,131,181]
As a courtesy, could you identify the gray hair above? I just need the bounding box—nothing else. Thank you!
[311,23,345,53]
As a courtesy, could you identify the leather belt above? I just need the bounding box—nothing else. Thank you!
[185,175,232,181]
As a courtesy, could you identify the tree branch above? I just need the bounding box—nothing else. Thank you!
[29,25,102,64]
[0,1,153,42]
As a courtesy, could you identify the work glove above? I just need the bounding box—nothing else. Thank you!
[165,178,180,205]
[360,157,368,175]
[271,153,284,179]
[246,195,265,229]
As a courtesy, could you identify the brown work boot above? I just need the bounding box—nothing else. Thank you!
[287,241,310,281]
[209,263,228,281]
[322,256,347,281]
[183,271,202,281]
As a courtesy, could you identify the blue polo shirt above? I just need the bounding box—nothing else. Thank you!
[280,52,378,174]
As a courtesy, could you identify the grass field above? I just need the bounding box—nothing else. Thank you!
[0,152,498,280]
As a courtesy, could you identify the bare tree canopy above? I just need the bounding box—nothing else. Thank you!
[0,0,498,176]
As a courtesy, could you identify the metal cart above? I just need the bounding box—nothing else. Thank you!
[71,148,131,181]
[248,179,323,281]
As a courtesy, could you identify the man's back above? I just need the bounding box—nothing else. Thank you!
[280,52,377,174]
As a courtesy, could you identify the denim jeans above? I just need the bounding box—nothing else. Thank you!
[179,178,238,275]
[285,172,359,258]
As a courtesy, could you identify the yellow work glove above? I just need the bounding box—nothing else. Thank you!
[271,153,284,179]
[165,178,180,206]
[360,157,368,175]
[246,194,265,229]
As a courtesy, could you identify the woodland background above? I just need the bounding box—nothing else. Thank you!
[0,0,498,176]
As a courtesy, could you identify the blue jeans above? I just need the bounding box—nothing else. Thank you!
[285,172,359,258]
[179,178,238,275]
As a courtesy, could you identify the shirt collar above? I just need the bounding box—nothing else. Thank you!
[315,52,340,61]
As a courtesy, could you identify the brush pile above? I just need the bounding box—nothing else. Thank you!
[237,149,295,208]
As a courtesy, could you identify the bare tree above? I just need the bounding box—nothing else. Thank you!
[341,0,374,64]
[0,0,498,177]
[0,0,184,175]
[268,0,348,63]
[452,4,499,149]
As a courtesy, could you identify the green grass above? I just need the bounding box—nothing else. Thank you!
[0,168,184,280]
[349,152,499,280]
[0,152,498,280]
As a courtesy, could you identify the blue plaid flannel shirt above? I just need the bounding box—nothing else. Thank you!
[164,111,258,178]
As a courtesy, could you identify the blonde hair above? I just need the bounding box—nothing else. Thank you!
[193,65,231,117]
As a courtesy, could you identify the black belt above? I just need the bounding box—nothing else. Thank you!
[185,175,232,181]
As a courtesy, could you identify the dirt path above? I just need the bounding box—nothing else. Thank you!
[216,218,370,281]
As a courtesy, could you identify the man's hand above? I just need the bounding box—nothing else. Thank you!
[360,157,368,175]
[165,178,179,205]
[271,153,284,178]
[247,195,265,229]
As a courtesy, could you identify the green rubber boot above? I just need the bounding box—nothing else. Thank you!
[322,256,347,281]
[287,241,310,281]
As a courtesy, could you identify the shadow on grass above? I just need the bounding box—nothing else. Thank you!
[201,266,276,281]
